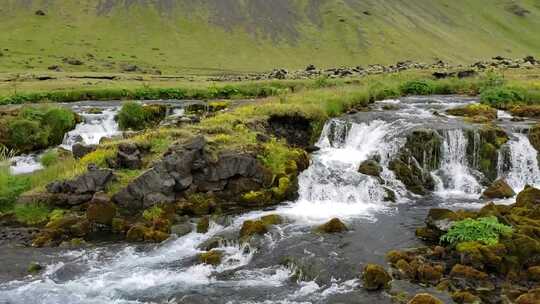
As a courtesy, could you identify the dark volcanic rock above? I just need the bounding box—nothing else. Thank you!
[112,142,146,169]
[113,136,273,211]
[46,164,115,195]
[266,114,313,148]
[72,143,97,159]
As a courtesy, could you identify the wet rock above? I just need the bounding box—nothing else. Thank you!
[529,124,540,153]
[198,250,223,266]
[72,143,97,159]
[358,160,382,178]
[405,129,443,171]
[482,179,515,199]
[27,262,43,273]
[452,291,480,303]
[86,192,117,225]
[407,294,444,304]
[260,214,283,226]
[113,142,145,169]
[196,216,209,233]
[315,218,348,233]
[46,164,115,195]
[171,222,192,237]
[528,266,540,281]
[390,155,435,195]
[516,288,540,304]
[126,224,147,242]
[425,208,459,232]
[447,104,497,122]
[362,263,392,290]
[239,220,268,240]
[515,185,540,208]
[266,114,314,148]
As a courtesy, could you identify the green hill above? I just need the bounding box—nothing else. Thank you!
[1,0,539,74]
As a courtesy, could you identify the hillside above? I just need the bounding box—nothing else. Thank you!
[1,0,539,74]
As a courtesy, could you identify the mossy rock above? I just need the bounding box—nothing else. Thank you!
[456,241,505,271]
[143,229,170,242]
[528,266,540,281]
[395,259,415,279]
[482,179,515,199]
[529,124,540,152]
[389,157,434,195]
[415,227,441,242]
[452,291,480,304]
[186,193,216,216]
[198,250,223,266]
[111,218,127,234]
[358,160,383,177]
[260,214,283,226]
[386,250,414,264]
[27,262,43,274]
[425,208,459,232]
[404,129,443,171]
[197,216,210,233]
[447,104,497,122]
[362,263,392,291]
[416,263,443,285]
[86,198,117,225]
[239,220,268,240]
[449,264,488,280]
[126,224,148,242]
[515,185,540,209]
[45,214,80,230]
[515,288,540,304]
[241,190,272,205]
[407,293,444,304]
[315,218,348,233]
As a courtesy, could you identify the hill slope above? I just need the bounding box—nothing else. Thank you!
[1,0,539,74]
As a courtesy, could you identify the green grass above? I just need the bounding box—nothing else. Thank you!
[13,203,50,225]
[0,0,539,74]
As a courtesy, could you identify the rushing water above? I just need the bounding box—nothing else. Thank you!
[2,96,540,304]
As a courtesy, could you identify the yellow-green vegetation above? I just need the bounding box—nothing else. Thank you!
[117,102,167,131]
[446,104,497,123]
[1,1,539,73]
[106,169,143,195]
[40,149,60,167]
[13,203,50,225]
[142,206,164,222]
[198,250,223,266]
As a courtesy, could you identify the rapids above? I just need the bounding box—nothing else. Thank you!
[2,96,540,304]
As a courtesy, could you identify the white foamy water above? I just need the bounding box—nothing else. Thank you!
[278,119,411,223]
[61,108,120,150]
[504,133,540,192]
[434,129,482,198]
[9,155,43,175]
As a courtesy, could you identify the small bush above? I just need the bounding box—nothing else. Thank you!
[40,149,59,167]
[441,216,513,246]
[0,167,31,211]
[480,87,526,108]
[117,102,147,130]
[400,80,434,95]
[42,108,77,144]
[7,119,49,152]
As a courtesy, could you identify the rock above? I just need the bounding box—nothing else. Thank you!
[450,264,489,282]
[35,10,46,16]
[362,263,392,290]
[72,143,97,159]
[482,179,515,199]
[515,185,540,208]
[27,262,43,273]
[115,142,144,169]
[416,263,443,284]
[86,192,117,225]
[305,64,316,71]
[528,266,540,281]
[198,250,223,266]
[122,64,139,72]
[425,208,459,232]
[260,214,283,226]
[389,155,435,195]
[529,124,540,152]
[316,218,348,233]
[456,70,477,78]
[452,291,480,303]
[64,58,84,65]
[143,229,169,242]
[171,222,192,237]
[407,294,444,304]
[126,224,148,242]
[46,164,115,195]
[196,216,209,233]
[239,220,268,240]
[266,114,314,149]
[358,160,382,177]
[516,289,540,304]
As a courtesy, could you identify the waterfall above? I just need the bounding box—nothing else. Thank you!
[503,133,540,192]
[279,119,410,222]
[61,108,120,150]
[433,129,482,197]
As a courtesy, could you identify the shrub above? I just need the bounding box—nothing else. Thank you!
[480,87,525,108]
[441,216,513,246]
[7,119,49,152]
[0,167,31,211]
[117,102,147,130]
[42,108,77,144]
[40,149,59,167]
[400,80,434,95]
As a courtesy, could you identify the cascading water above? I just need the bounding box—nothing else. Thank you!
[279,119,411,222]
[433,129,482,198]
[61,108,121,150]
[501,133,540,192]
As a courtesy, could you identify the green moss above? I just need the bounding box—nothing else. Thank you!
[196,216,210,233]
[187,193,215,216]
[142,206,164,222]
[316,218,348,233]
[260,214,283,226]
[198,250,223,266]
[241,190,271,205]
[239,220,268,240]
[362,263,392,291]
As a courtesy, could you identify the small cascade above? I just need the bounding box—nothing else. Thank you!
[433,129,482,197]
[501,133,540,192]
[61,108,120,150]
[280,119,410,222]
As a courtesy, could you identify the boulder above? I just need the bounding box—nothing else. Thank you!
[516,288,540,304]
[126,224,148,242]
[362,263,392,290]
[515,185,540,208]
[86,192,117,225]
[316,218,348,233]
[425,208,459,232]
[171,222,192,237]
[389,155,435,195]
[482,179,515,199]
[358,160,382,177]
[198,250,223,266]
[72,143,97,159]
[46,164,115,195]
[196,216,209,233]
[407,294,444,304]
[239,220,268,240]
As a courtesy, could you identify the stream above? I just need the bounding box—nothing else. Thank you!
[1,96,540,304]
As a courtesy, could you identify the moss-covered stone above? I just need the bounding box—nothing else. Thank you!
[260,214,283,226]
[528,266,540,281]
[515,185,540,208]
[358,160,382,177]
[241,190,272,205]
[315,218,348,233]
[452,291,480,304]
[482,179,515,199]
[389,156,434,195]
[198,250,223,266]
[186,193,216,216]
[415,227,441,242]
[515,288,540,304]
[239,220,268,240]
[126,224,148,242]
[197,216,210,233]
[404,129,443,171]
[416,263,443,285]
[143,229,170,242]
[111,218,127,234]
[425,208,459,232]
[447,104,497,122]
[449,264,488,280]
[407,293,444,304]
[86,195,117,225]
[528,124,540,152]
[362,263,392,291]
[27,262,43,273]
[386,250,413,264]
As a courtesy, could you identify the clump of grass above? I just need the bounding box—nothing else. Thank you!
[480,87,526,108]
[0,167,31,211]
[13,203,50,225]
[400,80,435,95]
[40,149,59,167]
[258,139,302,177]
[441,216,513,246]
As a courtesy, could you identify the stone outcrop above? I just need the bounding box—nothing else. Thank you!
[113,136,274,211]
[107,142,149,169]
[482,179,515,199]
[72,143,97,159]
[266,114,314,149]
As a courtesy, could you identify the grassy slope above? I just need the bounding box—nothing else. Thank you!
[0,0,539,74]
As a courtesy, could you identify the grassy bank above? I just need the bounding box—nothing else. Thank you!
[1,69,539,215]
